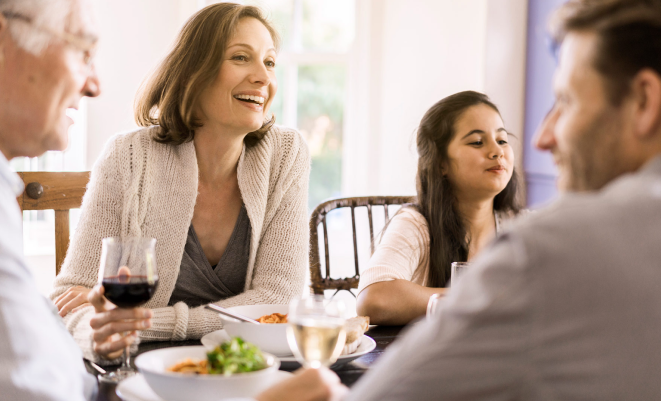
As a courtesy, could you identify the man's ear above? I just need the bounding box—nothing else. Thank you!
[629,68,661,140]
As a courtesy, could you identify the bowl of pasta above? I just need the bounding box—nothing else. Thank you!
[219,304,291,356]
[134,338,281,401]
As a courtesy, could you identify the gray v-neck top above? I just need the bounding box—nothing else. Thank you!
[168,204,251,307]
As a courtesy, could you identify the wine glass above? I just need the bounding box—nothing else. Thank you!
[97,237,159,383]
[286,295,347,369]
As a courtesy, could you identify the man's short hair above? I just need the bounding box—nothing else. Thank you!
[0,0,72,55]
[551,0,661,105]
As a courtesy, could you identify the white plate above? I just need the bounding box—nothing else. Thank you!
[116,371,293,401]
[201,330,377,370]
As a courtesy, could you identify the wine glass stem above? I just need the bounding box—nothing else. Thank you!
[121,335,131,371]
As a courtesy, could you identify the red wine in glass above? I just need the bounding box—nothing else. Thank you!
[102,275,159,308]
[97,237,158,383]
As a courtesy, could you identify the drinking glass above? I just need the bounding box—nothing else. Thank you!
[286,295,347,369]
[97,237,159,383]
[450,261,471,287]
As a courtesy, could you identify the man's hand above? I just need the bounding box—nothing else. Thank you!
[87,285,152,360]
[256,367,348,401]
[54,286,92,317]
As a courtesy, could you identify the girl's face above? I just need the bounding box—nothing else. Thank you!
[443,104,514,202]
[196,17,277,135]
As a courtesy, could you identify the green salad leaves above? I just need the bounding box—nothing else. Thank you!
[206,337,267,376]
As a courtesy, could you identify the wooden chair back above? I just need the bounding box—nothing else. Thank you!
[16,172,90,275]
[309,196,415,295]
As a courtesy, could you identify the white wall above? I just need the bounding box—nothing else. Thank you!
[86,0,200,169]
[484,0,528,197]
[343,0,528,197]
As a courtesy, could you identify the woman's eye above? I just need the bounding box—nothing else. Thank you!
[232,55,248,61]
[265,60,276,68]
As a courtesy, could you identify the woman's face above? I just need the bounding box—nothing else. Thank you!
[196,17,277,135]
[443,104,514,202]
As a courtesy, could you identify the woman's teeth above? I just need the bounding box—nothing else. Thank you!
[234,94,265,104]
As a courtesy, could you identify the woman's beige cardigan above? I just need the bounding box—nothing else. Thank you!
[50,125,310,363]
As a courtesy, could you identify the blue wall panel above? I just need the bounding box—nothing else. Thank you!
[523,0,567,207]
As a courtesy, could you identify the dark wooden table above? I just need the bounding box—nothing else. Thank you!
[91,325,404,401]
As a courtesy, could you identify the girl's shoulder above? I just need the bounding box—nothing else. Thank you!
[395,206,428,227]
[386,206,430,242]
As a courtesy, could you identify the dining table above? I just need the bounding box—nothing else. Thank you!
[89,324,405,401]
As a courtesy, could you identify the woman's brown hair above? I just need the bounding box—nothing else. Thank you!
[135,3,279,146]
[414,91,520,287]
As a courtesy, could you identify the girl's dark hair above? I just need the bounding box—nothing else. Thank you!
[414,91,520,287]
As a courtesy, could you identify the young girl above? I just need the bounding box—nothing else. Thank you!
[357,91,521,325]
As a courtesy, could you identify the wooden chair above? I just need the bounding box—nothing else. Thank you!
[16,172,90,275]
[309,196,415,296]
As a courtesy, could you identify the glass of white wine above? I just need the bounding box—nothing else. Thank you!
[286,295,347,369]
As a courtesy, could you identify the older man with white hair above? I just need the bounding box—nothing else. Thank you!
[0,0,100,399]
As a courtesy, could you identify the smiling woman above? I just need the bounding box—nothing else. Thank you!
[356,91,523,325]
[49,3,311,364]
[134,4,279,147]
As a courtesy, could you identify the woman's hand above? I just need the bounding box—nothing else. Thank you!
[255,367,348,401]
[87,285,153,360]
[54,286,92,317]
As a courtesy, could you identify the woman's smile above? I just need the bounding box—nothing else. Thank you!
[233,91,267,112]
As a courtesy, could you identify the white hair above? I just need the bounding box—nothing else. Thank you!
[0,0,73,55]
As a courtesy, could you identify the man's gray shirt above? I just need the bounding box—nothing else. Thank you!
[0,153,96,401]
[347,156,661,400]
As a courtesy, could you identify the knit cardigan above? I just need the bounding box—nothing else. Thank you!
[50,125,310,363]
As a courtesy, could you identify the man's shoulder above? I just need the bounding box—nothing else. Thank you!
[504,174,661,268]
[519,167,661,229]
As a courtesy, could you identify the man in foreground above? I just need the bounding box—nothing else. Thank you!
[257,0,661,399]
[0,0,102,399]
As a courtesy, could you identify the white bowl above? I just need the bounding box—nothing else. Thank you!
[135,346,280,401]
[220,304,291,356]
